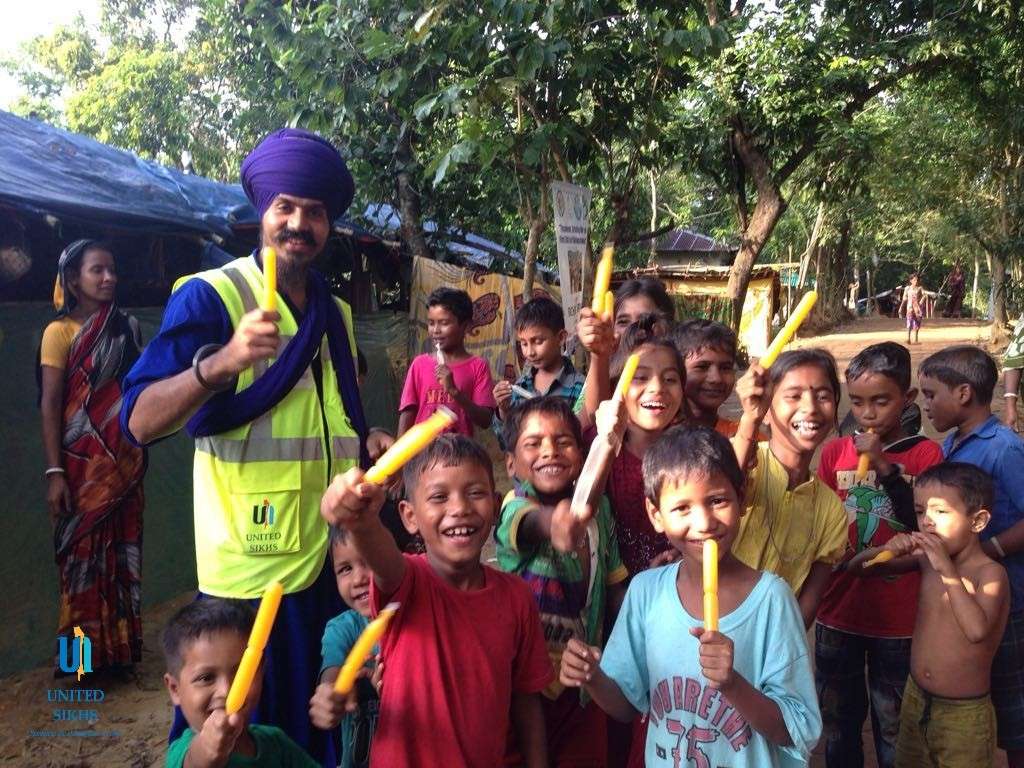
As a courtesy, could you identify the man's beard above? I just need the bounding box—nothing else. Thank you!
[258,229,322,288]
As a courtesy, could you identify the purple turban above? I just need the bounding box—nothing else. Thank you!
[241,128,355,223]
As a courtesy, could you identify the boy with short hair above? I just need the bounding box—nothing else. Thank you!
[307,526,380,768]
[493,298,585,447]
[497,397,628,765]
[852,462,1009,767]
[561,426,822,766]
[399,287,495,437]
[670,319,743,437]
[815,342,943,768]
[320,434,553,767]
[162,599,318,768]
[919,345,1024,765]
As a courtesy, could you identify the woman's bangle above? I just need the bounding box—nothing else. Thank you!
[45,467,65,477]
[991,535,1006,559]
[1005,393,1019,398]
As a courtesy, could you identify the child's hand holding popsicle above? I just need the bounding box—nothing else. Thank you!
[550,498,594,555]
[690,625,736,692]
[321,467,388,530]
[189,708,247,768]
[577,307,616,358]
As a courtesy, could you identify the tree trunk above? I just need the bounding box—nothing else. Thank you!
[727,194,785,329]
[817,216,852,324]
[521,215,546,301]
[395,132,432,261]
[649,170,659,262]
[726,126,787,330]
[991,249,1008,329]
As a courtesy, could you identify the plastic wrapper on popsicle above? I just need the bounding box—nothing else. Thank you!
[855,428,874,482]
[226,582,283,715]
[865,550,895,568]
[591,246,614,312]
[569,354,641,519]
[703,539,719,632]
[363,407,456,485]
[334,602,399,695]
[758,290,818,368]
[262,247,277,313]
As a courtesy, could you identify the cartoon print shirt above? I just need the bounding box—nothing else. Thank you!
[399,353,496,437]
[816,434,943,637]
[601,565,821,767]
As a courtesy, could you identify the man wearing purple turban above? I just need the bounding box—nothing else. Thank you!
[121,129,393,765]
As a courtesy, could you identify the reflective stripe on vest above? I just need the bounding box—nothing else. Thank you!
[187,256,359,598]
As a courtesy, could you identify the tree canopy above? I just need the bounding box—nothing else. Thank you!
[3,0,1022,329]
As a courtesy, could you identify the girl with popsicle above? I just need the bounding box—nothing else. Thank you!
[559,426,822,767]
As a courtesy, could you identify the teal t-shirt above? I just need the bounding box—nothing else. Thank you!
[166,724,317,767]
[601,565,821,767]
[495,484,627,699]
[320,610,379,768]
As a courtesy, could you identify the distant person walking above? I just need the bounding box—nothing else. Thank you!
[943,263,966,318]
[38,239,146,675]
[898,273,926,344]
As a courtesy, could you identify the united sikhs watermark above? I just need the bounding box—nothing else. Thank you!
[28,626,120,740]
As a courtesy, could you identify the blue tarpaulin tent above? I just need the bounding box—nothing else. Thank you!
[0,110,252,239]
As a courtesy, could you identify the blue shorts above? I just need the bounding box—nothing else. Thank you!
[992,609,1024,750]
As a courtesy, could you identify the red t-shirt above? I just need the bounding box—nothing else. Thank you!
[369,554,553,767]
[816,434,943,637]
[399,353,496,436]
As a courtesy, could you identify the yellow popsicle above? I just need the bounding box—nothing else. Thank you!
[334,602,399,695]
[865,550,895,568]
[703,539,719,632]
[855,428,874,482]
[226,581,283,715]
[614,353,641,401]
[603,290,614,322]
[363,407,456,485]
[262,247,277,312]
[591,245,614,312]
[759,290,818,368]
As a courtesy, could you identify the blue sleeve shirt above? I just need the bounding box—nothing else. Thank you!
[600,565,821,767]
[944,415,1024,611]
[119,278,232,446]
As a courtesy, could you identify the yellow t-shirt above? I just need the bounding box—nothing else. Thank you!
[732,442,847,594]
[40,317,82,369]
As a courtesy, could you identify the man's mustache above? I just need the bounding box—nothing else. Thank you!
[274,228,316,246]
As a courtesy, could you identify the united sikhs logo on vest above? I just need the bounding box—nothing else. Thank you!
[57,626,92,681]
[253,497,276,527]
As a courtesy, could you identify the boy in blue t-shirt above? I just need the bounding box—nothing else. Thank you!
[496,396,627,764]
[560,426,822,766]
[162,599,317,768]
[308,526,380,768]
[919,345,1024,764]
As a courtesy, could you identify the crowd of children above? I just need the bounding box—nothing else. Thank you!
[158,281,1024,768]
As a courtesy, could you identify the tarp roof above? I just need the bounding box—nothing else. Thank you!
[360,202,537,272]
[656,228,735,254]
[0,110,251,238]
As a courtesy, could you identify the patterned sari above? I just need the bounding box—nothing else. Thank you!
[53,303,145,670]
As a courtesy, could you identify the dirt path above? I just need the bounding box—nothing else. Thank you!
[0,315,1012,767]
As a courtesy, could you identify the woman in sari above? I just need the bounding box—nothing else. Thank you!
[39,239,145,674]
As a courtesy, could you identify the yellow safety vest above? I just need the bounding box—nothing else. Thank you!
[188,257,359,598]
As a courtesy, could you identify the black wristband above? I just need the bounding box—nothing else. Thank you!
[192,344,235,392]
